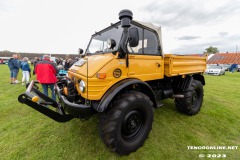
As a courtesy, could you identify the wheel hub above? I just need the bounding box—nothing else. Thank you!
[122,110,143,139]
[128,115,138,131]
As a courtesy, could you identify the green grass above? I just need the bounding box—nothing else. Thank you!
[0,64,239,160]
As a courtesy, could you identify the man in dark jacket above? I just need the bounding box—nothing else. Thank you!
[8,54,20,84]
[35,55,58,101]
[32,57,39,75]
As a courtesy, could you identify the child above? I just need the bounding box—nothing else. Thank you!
[21,57,31,85]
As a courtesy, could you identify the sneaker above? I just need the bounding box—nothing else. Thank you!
[14,80,20,84]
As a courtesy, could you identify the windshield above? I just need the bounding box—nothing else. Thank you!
[86,23,122,54]
[209,66,222,69]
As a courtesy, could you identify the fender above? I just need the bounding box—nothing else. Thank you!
[193,74,205,85]
[178,74,205,92]
[96,78,157,112]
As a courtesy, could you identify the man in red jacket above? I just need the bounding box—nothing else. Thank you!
[35,55,58,101]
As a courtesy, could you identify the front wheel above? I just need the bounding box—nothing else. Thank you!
[175,79,204,115]
[99,91,154,155]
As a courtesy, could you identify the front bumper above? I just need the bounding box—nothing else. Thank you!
[18,80,92,122]
[205,72,220,75]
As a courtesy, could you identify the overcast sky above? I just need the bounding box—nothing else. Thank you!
[0,0,240,54]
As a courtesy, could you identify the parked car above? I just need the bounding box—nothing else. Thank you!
[3,60,8,64]
[0,59,8,64]
[205,65,225,75]
[219,64,231,71]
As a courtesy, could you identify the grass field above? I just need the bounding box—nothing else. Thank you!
[0,64,239,160]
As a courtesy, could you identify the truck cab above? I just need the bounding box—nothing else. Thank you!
[67,20,165,101]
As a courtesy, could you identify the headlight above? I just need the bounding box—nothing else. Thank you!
[107,39,116,49]
[79,80,86,93]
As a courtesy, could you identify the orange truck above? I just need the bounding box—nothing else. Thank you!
[18,9,206,155]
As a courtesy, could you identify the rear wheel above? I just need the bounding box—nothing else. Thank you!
[99,91,154,155]
[175,80,203,115]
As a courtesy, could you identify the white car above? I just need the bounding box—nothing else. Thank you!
[205,65,225,76]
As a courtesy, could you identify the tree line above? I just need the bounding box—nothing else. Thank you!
[0,51,79,60]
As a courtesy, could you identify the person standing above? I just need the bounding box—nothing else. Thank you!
[64,58,71,70]
[35,55,58,101]
[32,57,39,75]
[20,57,31,85]
[69,57,79,68]
[15,54,21,83]
[8,54,20,84]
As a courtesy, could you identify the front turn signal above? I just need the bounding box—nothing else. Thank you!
[97,73,106,79]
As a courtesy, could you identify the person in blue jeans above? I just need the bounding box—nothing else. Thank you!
[35,55,58,101]
[8,54,20,84]
[41,84,56,101]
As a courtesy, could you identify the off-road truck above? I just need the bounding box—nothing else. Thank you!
[18,9,206,155]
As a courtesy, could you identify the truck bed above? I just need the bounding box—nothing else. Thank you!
[164,54,206,77]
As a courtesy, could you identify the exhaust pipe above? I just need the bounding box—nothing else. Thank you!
[118,9,133,67]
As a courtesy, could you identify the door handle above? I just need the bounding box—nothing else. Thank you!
[156,62,161,68]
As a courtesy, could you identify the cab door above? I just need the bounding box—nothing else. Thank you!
[128,55,163,81]
[127,28,164,81]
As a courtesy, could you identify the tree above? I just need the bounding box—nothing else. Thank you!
[205,46,219,54]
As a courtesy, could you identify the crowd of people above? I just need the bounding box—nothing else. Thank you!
[7,54,82,102]
[7,55,80,83]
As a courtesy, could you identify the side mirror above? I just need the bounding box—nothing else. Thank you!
[128,28,139,47]
[78,48,84,55]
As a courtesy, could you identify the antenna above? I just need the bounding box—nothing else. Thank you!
[87,57,88,101]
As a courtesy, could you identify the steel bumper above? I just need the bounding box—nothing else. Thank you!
[18,80,92,122]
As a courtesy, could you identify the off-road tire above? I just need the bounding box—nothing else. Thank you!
[99,91,154,155]
[175,79,203,115]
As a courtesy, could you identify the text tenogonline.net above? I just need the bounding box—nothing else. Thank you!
[187,146,238,150]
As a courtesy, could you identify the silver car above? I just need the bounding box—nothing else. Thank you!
[205,65,225,76]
